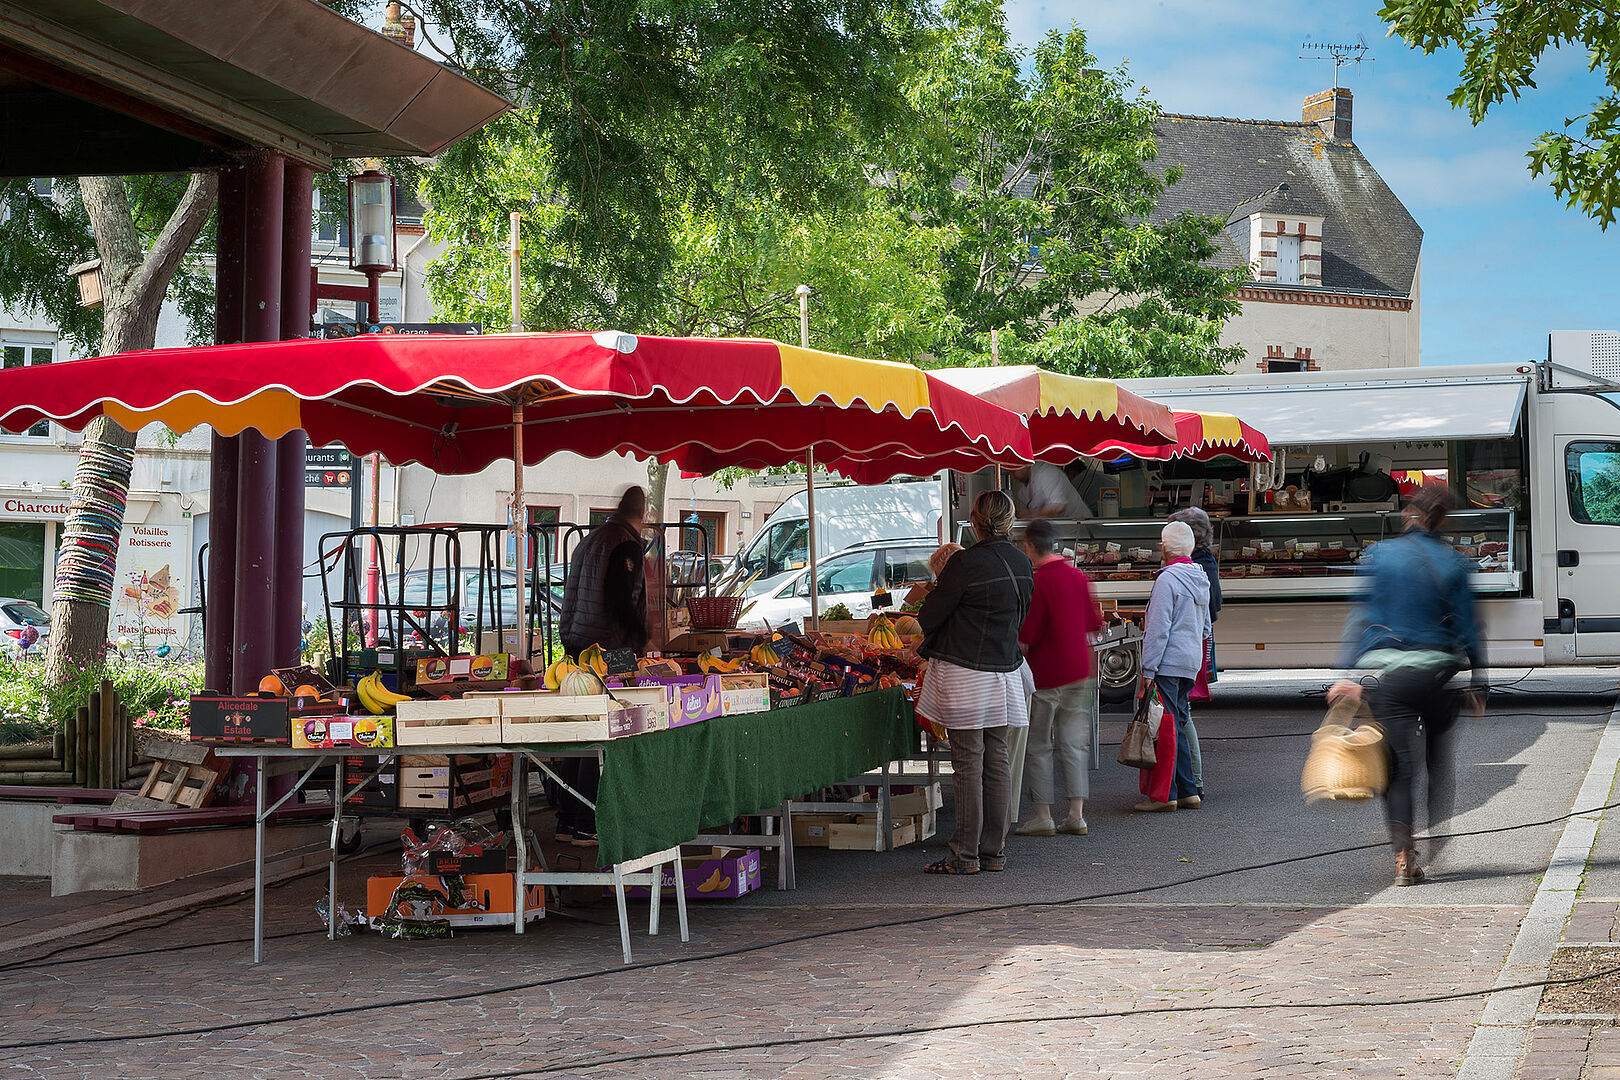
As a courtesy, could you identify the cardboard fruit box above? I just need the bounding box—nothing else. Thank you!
[365,872,543,928]
[292,712,394,750]
[624,848,763,900]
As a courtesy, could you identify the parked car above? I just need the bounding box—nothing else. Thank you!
[737,538,937,630]
[0,598,49,656]
[396,566,566,644]
[734,480,942,598]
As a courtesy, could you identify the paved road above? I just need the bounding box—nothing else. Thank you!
[0,671,1615,1080]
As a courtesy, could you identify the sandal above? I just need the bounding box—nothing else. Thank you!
[923,858,979,875]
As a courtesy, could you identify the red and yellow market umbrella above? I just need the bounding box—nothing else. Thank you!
[1089,410,1272,462]
[929,365,1179,463]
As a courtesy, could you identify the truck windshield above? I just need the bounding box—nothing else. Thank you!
[742,520,810,579]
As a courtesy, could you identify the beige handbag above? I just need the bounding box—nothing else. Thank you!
[1301,697,1388,803]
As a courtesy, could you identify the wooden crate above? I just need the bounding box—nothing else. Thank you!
[498,692,663,743]
[395,697,503,746]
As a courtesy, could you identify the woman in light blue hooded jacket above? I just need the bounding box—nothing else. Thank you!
[1135,520,1211,812]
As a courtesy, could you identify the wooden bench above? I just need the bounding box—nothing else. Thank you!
[52,804,334,834]
[0,785,121,804]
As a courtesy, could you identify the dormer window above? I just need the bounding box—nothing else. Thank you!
[1248,212,1323,287]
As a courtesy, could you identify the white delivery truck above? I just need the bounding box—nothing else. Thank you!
[734,480,943,597]
[951,332,1620,697]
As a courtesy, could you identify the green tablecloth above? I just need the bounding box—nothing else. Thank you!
[550,687,918,866]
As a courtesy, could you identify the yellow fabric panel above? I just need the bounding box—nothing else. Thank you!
[1196,412,1245,445]
[777,344,929,417]
[1034,371,1119,419]
[105,389,304,438]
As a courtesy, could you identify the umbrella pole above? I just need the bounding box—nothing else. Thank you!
[512,404,530,663]
[805,448,819,633]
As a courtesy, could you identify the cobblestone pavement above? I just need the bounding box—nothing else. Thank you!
[2,677,1616,1079]
[0,859,1525,1080]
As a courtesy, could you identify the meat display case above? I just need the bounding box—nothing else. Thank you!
[1057,508,1518,601]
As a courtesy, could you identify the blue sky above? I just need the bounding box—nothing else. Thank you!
[1002,1,1619,366]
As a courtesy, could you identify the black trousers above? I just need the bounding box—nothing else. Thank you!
[1370,664,1461,854]
[551,758,600,835]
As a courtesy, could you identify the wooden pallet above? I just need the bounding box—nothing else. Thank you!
[110,741,220,811]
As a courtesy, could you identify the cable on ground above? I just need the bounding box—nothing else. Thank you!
[5,797,1619,1052]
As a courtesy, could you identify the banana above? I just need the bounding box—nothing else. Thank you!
[354,671,410,714]
[581,644,608,677]
[355,673,387,715]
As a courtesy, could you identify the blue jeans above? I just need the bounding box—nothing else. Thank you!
[1156,675,1200,801]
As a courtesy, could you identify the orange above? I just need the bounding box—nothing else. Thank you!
[258,674,286,696]
[293,684,321,700]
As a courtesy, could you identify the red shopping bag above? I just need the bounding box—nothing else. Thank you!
[1137,683,1178,803]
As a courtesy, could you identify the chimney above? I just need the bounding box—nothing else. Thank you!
[1302,88,1352,141]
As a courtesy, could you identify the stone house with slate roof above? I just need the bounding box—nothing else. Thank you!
[1153,88,1422,372]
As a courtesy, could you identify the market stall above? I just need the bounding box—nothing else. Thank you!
[0,331,1032,959]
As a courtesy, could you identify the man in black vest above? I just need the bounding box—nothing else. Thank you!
[553,486,649,845]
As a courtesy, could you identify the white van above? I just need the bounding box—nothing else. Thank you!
[735,480,943,596]
[947,332,1620,698]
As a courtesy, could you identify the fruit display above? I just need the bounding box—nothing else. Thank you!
[356,671,412,715]
[696,651,742,675]
[866,615,904,650]
[578,643,608,676]
[892,615,923,637]
[821,603,854,622]
[557,666,607,698]
[543,656,582,690]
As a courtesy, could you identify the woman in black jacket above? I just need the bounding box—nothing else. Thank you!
[916,490,1034,875]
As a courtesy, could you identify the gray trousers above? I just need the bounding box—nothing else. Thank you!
[947,725,1012,869]
[1024,678,1096,804]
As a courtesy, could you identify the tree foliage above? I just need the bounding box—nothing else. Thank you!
[884,0,1247,376]
[1380,0,1620,227]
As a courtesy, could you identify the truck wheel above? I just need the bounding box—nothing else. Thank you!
[1097,640,1140,704]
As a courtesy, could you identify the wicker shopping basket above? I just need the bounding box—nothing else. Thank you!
[1301,697,1388,803]
[685,595,746,631]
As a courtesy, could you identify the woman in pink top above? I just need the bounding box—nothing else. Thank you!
[1015,518,1104,836]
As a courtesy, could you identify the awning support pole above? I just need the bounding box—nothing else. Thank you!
[806,448,819,632]
[513,403,530,662]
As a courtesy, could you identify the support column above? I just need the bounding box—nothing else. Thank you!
[274,162,314,666]
[231,153,285,692]
[205,165,247,693]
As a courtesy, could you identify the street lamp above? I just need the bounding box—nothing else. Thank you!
[347,168,396,326]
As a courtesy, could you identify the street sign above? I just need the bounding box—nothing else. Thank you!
[305,448,355,489]
[321,322,482,338]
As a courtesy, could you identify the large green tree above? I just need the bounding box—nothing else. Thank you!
[0,175,216,687]
[884,0,1247,376]
[1381,0,1620,227]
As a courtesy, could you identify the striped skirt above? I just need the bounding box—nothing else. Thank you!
[918,660,1030,731]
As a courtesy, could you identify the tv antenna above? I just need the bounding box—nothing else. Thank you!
[1299,35,1372,87]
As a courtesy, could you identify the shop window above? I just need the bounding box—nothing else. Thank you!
[2,341,52,436]
[0,523,46,604]
[1567,442,1620,525]
[588,508,615,529]
[679,511,725,556]
[528,505,560,564]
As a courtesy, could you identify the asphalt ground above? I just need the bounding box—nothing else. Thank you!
[751,669,1619,911]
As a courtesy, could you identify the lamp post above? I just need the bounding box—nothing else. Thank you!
[346,168,395,644]
[347,168,397,326]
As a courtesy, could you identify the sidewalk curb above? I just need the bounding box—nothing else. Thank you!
[1455,695,1620,1080]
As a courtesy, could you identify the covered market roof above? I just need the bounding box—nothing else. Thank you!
[0,0,510,176]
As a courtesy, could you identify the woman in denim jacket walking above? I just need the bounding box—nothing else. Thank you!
[1329,485,1485,886]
